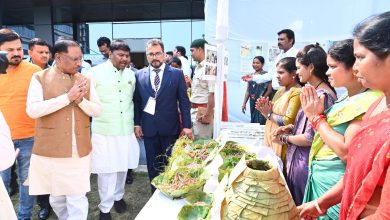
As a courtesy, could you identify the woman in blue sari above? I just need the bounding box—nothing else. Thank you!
[242,56,272,124]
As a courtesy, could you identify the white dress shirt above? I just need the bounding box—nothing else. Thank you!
[149,63,166,94]
[178,56,191,77]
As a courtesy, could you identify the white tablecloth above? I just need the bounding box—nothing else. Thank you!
[135,190,185,220]
[135,135,283,220]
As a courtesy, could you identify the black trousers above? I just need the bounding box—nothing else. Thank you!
[37,194,50,208]
[10,163,18,192]
[144,134,178,193]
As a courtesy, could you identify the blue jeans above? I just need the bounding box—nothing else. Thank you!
[0,137,35,220]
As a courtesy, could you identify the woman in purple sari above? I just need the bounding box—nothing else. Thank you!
[273,44,336,205]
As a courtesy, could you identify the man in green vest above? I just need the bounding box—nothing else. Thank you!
[88,40,140,220]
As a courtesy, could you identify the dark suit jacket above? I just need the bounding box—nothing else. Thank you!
[134,65,191,137]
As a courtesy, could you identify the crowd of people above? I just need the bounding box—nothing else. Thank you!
[242,11,390,219]
[0,10,389,220]
[0,26,214,220]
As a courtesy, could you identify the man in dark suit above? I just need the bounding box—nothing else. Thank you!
[134,39,192,192]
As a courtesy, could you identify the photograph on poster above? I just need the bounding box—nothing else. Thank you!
[223,52,229,81]
[254,45,263,56]
[268,46,281,63]
[240,44,251,58]
[203,44,217,80]
[203,44,229,81]
[206,50,217,64]
[224,55,229,66]
[205,65,217,76]
[240,42,267,73]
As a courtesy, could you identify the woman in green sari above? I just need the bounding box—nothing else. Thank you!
[299,39,383,219]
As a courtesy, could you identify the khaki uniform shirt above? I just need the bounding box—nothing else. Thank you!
[190,61,215,104]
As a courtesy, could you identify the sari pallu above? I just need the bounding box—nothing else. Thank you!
[309,90,383,163]
[340,99,390,220]
[264,87,301,158]
[303,90,382,219]
[286,90,336,206]
[249,70,269,124]
[304,158,345,219]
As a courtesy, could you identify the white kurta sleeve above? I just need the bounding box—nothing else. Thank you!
[78,77,101,117]
[0,111,16,171]
[26,76,71,119]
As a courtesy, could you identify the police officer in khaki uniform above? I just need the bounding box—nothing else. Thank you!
[189,39,214,139]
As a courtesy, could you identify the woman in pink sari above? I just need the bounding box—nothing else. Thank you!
[299,11,390,220]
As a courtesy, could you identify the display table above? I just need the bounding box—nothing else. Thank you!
[135,150,225,220]
[135,148,282,220]
[135,189,186,220]
[135,123,283,220]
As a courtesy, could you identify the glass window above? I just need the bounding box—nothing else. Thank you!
[86,23,113,55]
[113,22,161,39]
[53,24,73,42]
[86,19,204,67]
[191,20,205,40]
[161,20,191,55]
[3,25,35,56]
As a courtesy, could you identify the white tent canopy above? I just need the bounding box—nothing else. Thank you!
[205,0,390,122]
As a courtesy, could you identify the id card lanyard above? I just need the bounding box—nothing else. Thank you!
[143,68,159,115]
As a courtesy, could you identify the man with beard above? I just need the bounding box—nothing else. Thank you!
[88,40,139,220]
[0,28,41,220]
[26,39,101,220]
[242,29,299,92]
[134,39,192,192]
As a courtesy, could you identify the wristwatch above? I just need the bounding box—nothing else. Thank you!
[267,111,273,120]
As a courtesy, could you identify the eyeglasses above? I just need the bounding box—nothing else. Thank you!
[146,52,163,58]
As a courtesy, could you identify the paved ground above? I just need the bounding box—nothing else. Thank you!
[11,172,152,220]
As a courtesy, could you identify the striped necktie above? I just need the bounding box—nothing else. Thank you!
[154,69,161,93]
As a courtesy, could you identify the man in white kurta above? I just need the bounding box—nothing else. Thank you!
[88,40,140,220]
[26,40,101,220]
[0,111,18,220]
[174,46,192,77]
